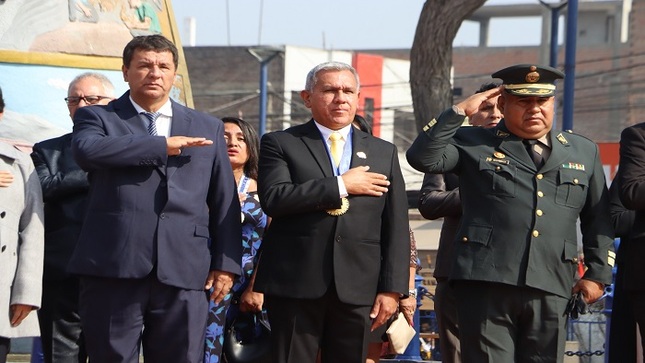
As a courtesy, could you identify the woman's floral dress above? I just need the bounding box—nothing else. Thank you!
[204,192,267,363]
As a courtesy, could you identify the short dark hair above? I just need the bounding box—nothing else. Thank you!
[123,35,178,69]
[221,117,260,180]
[352,114,372,135]
[0,86,4,113]
[475,82,501,94]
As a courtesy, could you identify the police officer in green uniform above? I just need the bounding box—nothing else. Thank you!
[406,64,615,363]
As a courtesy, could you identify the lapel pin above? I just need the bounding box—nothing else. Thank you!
[356,152,367,159]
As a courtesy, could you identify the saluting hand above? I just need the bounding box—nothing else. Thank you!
[455,86,503,117]
[166,136,213,156]
[342,166,390,197]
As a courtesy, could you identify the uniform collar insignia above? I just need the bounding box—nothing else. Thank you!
[496,130,510,138]
[556,133,569,145]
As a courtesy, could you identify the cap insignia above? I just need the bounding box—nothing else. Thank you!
[526,65,540,83]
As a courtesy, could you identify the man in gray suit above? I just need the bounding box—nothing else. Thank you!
[70,35,242,363]
[407,64,614,362]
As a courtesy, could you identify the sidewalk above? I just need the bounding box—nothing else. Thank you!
[7,354,29,363]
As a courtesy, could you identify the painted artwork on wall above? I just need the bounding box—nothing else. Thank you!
[0,0,192,145]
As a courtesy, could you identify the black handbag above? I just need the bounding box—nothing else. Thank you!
[223,311,272,363]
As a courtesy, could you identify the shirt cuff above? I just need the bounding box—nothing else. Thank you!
[336,176,348,198]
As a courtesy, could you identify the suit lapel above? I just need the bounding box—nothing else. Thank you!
[166,101,190,180]
[541,131,571,172]
[350,129,369,168]
[113,92,146,135]
[494,123,536,170]
[300,120,335,177]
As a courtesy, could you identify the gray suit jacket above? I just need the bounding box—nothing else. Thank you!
[0,142,43,338]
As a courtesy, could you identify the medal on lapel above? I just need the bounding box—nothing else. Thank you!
[326,197,350,216]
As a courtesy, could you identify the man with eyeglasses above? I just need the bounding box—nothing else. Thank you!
[30,72,114,363]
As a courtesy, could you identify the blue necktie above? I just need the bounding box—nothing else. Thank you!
[143,112,160,136]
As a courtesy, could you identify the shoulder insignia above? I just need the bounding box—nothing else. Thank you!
[422,119,437,132]
[608,250,616,267]
[495,130,510,138]
[556,133,569,145]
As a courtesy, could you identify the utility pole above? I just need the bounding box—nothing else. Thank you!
[562,0,578,132]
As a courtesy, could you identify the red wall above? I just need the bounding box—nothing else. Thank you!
[352,53,383,137]
[599,143,619,182]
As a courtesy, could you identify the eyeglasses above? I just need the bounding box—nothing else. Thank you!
[64,95,111,106]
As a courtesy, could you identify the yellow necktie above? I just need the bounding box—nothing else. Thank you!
[329,132,343,167]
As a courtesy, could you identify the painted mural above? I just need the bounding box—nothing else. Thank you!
[0,0,191,145]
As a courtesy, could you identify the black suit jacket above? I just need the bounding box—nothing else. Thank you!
[616,123,645,290]
[255,120,410,305]
[418,172,460,279]
[31,133,88,280]
[70,92,242,290]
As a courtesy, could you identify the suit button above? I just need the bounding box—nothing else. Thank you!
[536,174,543,180]
[160,213,166,219]
[537,191,544,198]
[0,211,5,218]
[1,245,5,252]
[462,237,468,242]
[532,230,539,237]
[336,236,341,242]
[536,209,543,216]
[495,166,501,171]
[573,178,579,184]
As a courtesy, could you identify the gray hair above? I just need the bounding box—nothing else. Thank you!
[304,61,360,92]
[68,72,115,97]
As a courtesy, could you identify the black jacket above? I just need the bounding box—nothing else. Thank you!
[31,133,89,280]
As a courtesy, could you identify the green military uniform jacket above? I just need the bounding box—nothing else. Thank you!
[406,107,614,298]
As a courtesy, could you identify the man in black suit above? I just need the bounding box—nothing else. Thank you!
[255,61,410,363]
[70,35,242,363]
[31,72,115,363]
[615,123,645,361]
